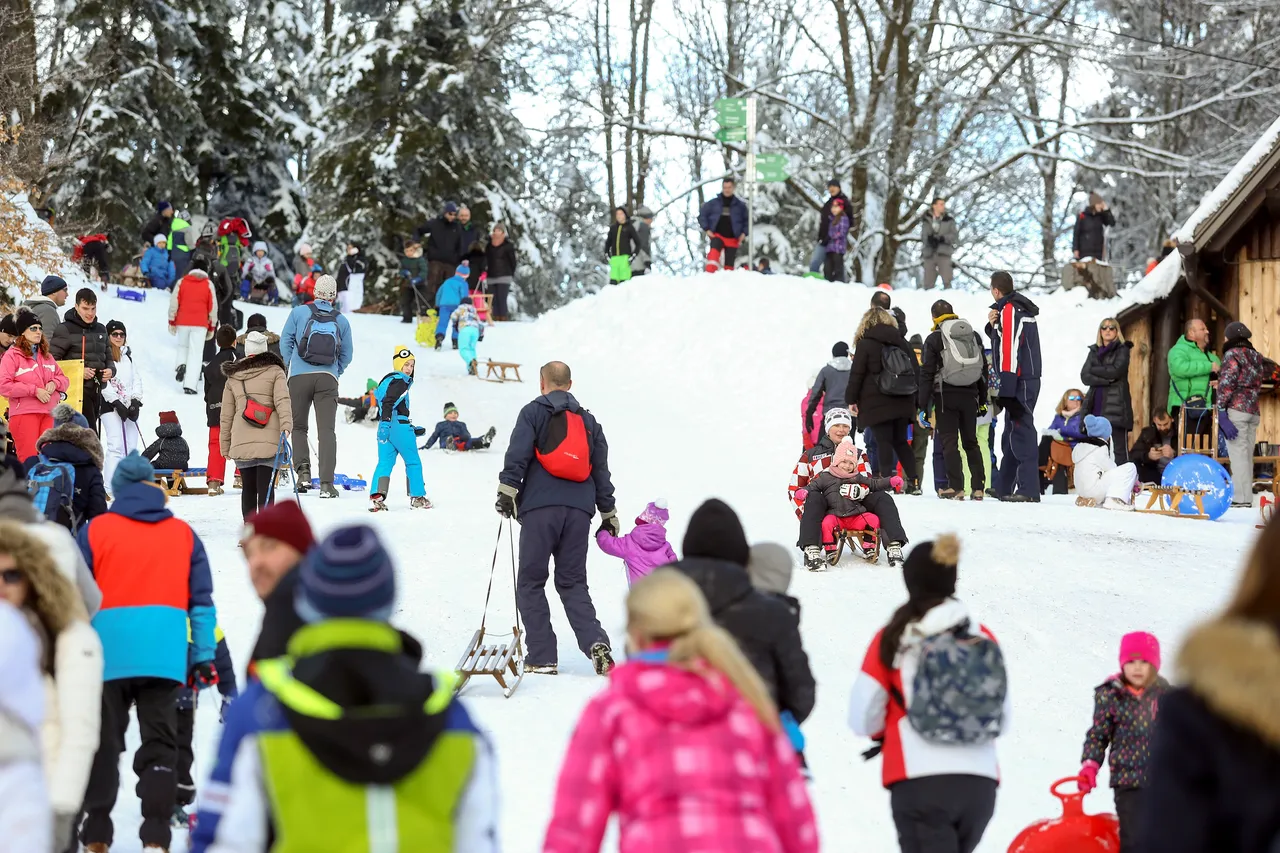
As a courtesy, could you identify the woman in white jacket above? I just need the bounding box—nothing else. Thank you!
[1072,415,1139,510]
[0,520,103,851]
[99,320,145,490]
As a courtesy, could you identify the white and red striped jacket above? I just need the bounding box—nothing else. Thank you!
[788,440,871,519]
[847,598,1011,787]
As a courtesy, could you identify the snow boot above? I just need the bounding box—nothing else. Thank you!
[1076,496,1097,507]
[410,496,432,509]
[886,542,905,567]
[85,845,109,853]
[184,387,197,395]
[344,408,357,424]
[938,488,963,500]
[294,464,311,493]
[526,663,558,675]
[907,479,923,496]
[468,358,478,375]
[803,545,827,572]
[1103,497,1134,511]
[1000,493,1036,503]
[434,333,444,351]
[207,479,224,497]
[318,482,340,499]
[590,642,615,675]
[970,490,984,501]
[175,364,185,383]
[369,495,388,512]
[171,804,190,829]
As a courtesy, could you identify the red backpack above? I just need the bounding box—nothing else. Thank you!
[536,410,592,482]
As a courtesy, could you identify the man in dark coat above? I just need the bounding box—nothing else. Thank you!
[674,499,816,725]
[697,178,749,272]
[1129,410,1176,484]
[241,501,316,678]
[1073,192,1115,260]
[918,299,989,499]
[985,271,1042,501]
[809,180,851,277]
[50,287,112,428]
[140,200,174,249]
[496,361,617,675]
[805,341,852,434]
[414,202,466,300]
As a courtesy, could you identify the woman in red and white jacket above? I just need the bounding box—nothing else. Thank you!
[0,310,69,463]
[848,534,1010,853]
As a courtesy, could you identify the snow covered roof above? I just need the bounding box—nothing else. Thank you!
[1122,251,1184,307]
[1174,113,1280,247]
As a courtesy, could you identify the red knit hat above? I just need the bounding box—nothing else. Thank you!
[241,501,316,556]
[159,410,179,425]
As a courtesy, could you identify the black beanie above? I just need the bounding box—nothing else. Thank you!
[902,534,960,603]
[682,498,750,567]
[105,319,126,339]
[0,314,16,336]
[832,341,849,358]
[14,310,41,337]
[247,313,267,331]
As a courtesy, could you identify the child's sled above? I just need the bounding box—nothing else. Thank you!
[481,360,522,383]
[829,527,881,566]
[308,473,368,491]
[1006,776,1118,853]
[414,309,439,347]
[115,287,147,303]
[154,468,208,496]
[455,519,525,699]
[1135,484,1210,520]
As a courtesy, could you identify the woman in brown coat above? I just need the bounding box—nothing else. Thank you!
[220,331,293,519]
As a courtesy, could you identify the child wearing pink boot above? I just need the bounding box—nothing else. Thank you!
[1078,631,1168,853]
[596,500,677,586]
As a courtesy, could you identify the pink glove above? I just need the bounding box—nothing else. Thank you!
[794,488,808,504]
[1078,760,1100,793]
[889,475,904,492]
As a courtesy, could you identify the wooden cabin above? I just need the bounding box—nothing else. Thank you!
[1118,120,1280,440]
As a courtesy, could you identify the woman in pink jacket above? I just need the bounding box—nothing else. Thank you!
[542,568,819,853]
[0,310,69,463]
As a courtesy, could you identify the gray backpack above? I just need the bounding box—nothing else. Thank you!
[904,627,1007,745]
[938,318,983,388]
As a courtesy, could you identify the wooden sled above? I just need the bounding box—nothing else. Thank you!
[482,360,522,383]
[829,528,881,566]
[455,519,525,698]
[154,468,208,496]
[1136,485,1210,520]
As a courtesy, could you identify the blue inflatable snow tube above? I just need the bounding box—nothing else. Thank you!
[1161,454,1233,520]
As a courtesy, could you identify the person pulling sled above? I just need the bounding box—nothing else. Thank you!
[370,346,431,512]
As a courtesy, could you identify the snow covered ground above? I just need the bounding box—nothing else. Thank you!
[92,273,1259,852]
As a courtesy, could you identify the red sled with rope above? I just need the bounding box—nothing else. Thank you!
[1006,777,1119,852]
[216,217,252,247]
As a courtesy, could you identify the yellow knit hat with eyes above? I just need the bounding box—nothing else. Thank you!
[392,345,414,374]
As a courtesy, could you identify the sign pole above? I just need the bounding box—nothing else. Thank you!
[746,96,757,271]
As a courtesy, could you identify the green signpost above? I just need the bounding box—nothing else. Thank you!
[714,127,747,143]
[755,153,789,183]
[715,97,747,128]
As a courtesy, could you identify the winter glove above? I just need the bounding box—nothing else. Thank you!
[113,400,130,420]
[599,509,621,537]
[780,710,806,752]
[1219,412,1238,441]
[977,402,989,418]
[399,269,410,279]
[53,811,77,852]
[889,475,904,493]
[128,401,141,422]
[377,421,391,442]
[413,425,427,437]
[1078,759,1100,793]
[794,488,809,504]
[187,661,218,689]
[916,410,931,431]
[839,482,869,501]
[496,482,519,518]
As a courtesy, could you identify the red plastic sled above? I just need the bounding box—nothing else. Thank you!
[1007,777,1120,853]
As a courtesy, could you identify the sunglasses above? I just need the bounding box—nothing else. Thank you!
[25,325,41,332]
[0,569,24,585]
[1068,395,1083,401]
[110,331,126,338]
[1100,324,1118,331]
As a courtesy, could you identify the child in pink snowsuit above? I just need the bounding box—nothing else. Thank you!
[596,500,676,585]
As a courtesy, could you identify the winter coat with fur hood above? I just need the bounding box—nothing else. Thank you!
[29,417,108,526]
[220,352,293,463]
[1144,619,1280,852]
[0,467,101,616]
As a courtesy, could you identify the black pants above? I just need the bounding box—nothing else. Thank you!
[490,281,512,319]
[1114,787,1145,853]
[82,382,103,430]
[240,462,275,520]
[176,704,195,806]
[1111,427,1129,466]
[823,251,846,282]
[889,774,997,853]
[797,489,908,547]
[937,399,984,492]
[516,506,609,666]
[871,420,917,481]
[82,677,181,850]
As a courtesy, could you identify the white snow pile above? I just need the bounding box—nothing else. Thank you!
[1120,250,1184,307]
[69,276,1265,852]
[1174,113,1280,244]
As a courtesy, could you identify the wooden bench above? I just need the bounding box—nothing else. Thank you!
[455,627,524,698]
[482,361,522,383]
[1136,485,1210,520]
[154,468,209,496]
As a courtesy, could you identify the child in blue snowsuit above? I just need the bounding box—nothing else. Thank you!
[450,300,483,374]
[434,262,471,350]
[420,401,496,451]
[141,233,177,290]
[370,346,430,510]
[174,626,237,827]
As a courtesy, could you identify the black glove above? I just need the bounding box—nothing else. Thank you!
[496,483,519,518]
[113,400,130,420]
[187,661,218,689]
[413,425,426,437]
[927,234,942,248]
[127,401,141,422]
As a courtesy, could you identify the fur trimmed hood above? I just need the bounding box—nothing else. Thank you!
[223,351,285,378]
[235,329,280,346]
[37,423,104,469]
[1178,618,1280,748]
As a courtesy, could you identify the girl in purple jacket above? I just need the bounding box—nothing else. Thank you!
[596,500,677,586]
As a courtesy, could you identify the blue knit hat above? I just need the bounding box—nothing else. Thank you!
[53,403,89,430]
[158,200,172,214]
[295,525,396,623]
[1084,414,1112,440]
[112,451,155,496]
[40,275,68,296]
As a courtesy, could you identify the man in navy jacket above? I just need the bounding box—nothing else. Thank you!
[697,178,749,272]
[497,361,618,675]
[984,271,1042,501]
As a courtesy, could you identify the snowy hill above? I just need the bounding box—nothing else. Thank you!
[95,273,1257,852]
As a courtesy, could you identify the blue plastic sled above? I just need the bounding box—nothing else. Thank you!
[116,288,147,302]
[310,474,368,491]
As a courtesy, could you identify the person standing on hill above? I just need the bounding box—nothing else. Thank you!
[169,259,217,395]
[986,271,1042,502]
[140,200,175,249]
[605,207,640,285]
[1216,321,1265,507]
[808,179,850,278]
[23,275,69,333]
[0,311,70,464]
[632,206,655,276]
[920,197,958,289]
[918,299,988,500]
[1166,318,1220,442]
[805,342,852,438]
[334,242,367,314]
[221,332,293,519]
[415,202,466,300]
[369,347,431,512]
[846,307,919,491]
[1081,317,1133,466]
[50,287,112,427]
[698,177,749,273]
[280,274,352,498]
[497,361,617,676]
[1073,192,1115,261]
[484,224,518,320]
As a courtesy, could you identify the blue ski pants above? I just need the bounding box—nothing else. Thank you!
[458,326,479,366]
[373,420,425,498]
[995,380,1041,498]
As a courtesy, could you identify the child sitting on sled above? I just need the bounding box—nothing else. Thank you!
[1078,632,1168,852]
[596,500,677,586]
[419,402,496,451]
[799,436,902,571]
[338,378,378,424]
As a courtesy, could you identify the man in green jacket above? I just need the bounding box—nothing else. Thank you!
[1167,318,1220,439]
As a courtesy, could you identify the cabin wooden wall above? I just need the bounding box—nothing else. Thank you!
[1234,244,1279,442]
[1126,313,1153,432]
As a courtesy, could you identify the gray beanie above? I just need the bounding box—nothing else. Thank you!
[746,543,794,596]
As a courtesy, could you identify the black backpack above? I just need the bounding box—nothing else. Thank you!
[878,345,918,397]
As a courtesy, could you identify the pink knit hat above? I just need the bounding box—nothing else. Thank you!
[635,500,669,527]
[1119,631,1161,671]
